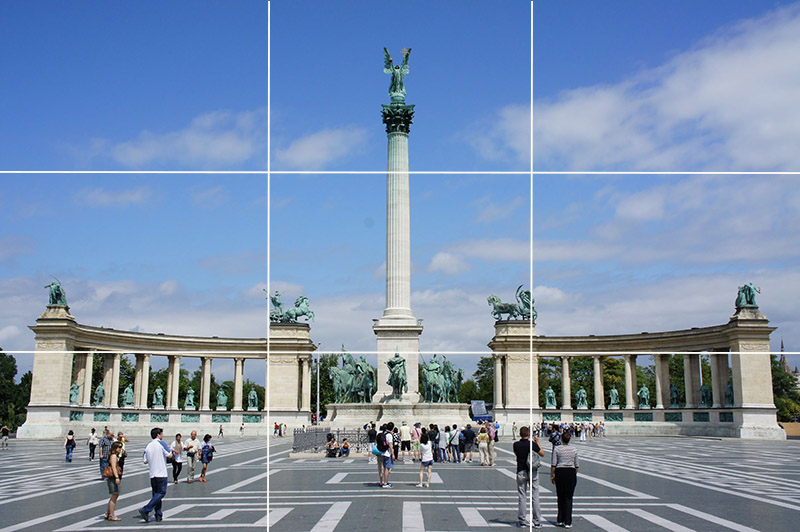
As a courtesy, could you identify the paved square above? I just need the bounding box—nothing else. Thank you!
[267,436,800,531]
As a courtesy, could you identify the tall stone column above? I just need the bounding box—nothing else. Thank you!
[102,353,115,407]
[710,352,724,408]
[82,351,94,406]
[170,356,181,409]
[561,356,571,409]
[593,355,604,409]
[166,355,175,408]
[138,354,151,409]
[200,357,212,410]
[110,353,121,408]
[373,99,422,402]
[531,355,540,409]
[683,354,695,408]
[301,358,312,412]
[233,358,244,411]
[653,354,665,409]
[624,354,637,409]
[494,355,504,409]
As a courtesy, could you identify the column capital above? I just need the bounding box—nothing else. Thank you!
[382,103,415,134]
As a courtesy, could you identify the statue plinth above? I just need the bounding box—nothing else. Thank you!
[608,405,620,410]
[731,307,767,321]
[152,405,165,410]
[247,406,258,412]
[638,405,651,410]
[38,305,75,321]
[184,406,196,411]
[216,406,227,411]
[576,406,588,410]
[545,405,557,410]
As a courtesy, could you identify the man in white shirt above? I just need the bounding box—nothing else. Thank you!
[183,430,202,484]
[381,422,396,488]
[139,427,173,523]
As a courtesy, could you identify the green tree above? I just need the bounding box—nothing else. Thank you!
[539,357,561,407]
[772,354,800,422]
[0,353,25,430]
[473,356,494,404]
[458,379,479,404]
[668,354,685,405]
[603,357,625,406]
[310,354,338,418]
[569,357,594,406]
[636,364,656,407]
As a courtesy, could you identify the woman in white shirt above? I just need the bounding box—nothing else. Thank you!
[416,433,434,488]
[438,426,450,462]
[170,434,184,484]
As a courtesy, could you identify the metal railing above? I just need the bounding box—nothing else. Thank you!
[292,426,369,454]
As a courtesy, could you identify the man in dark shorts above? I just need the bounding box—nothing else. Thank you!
[367,423,377,464]
[462,424,476,463]
[514,426,544,528]
[1,424,9,449]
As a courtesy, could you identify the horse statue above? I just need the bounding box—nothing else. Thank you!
[487,294,523,321]
[516,285,537,323]
[278,295,315,323]
[328,366,354,403]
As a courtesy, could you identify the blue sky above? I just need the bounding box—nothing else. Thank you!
[1,1,799,383]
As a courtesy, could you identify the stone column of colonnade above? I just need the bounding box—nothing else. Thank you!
[233,358,244,411]
[200,357,212,410]
[623,354,637,408]
[301,358,312,411]
[100,352,121,408]
[710,351,728,408]
[134,354,151,408]
[165,355,181,409]
[593,355,604,409]
[684,353,701,407]
[653,353,668,409]
[494,355,504,409]
[561,356,572,409]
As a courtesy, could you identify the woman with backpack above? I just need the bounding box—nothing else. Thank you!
[448,426,461,463]
[64,430,76,462]
[199,434,215,482]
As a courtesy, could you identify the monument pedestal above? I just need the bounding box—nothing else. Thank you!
[326,402,471,429]
[372,319,423,403]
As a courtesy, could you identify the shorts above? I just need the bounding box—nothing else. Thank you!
[412,441,420,451]
[401,441,411,451]
[464,442,475,452]
[421,460,433,467]
[1,436,8,444]
[106,477,120,495]
[382,455,394,470]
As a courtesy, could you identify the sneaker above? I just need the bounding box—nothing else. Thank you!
[557,523,564,527]
[415,483,423,488]
[381,484,390,488]
[138,509,149,523]
[565,525,572,529]
[386,483,393,488]
[533,524,543,529]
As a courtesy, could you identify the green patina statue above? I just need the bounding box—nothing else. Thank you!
[545,386,557,408]
[385,352,408,400]
[670,383,681,407]
[153,386,164,407]
[735,283,761,310]
[328,348,377,403]
[93,383,105,406]
[609,387,620,407]
[637,384,650,408]
[44,277,68,306]
[217,388,228,409]
[185,388,196,409]
[488,285,536,322]
[121,385,135,407]
[69,382,82,405]
[699,383,711,407]
[248,388,259,409]
[575,387,588,409]
[384,47,411,103]
[268,289,315,323]
[420,354,462,403]
[725,381,734,406]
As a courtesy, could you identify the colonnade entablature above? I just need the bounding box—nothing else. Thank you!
[489,307,785,440]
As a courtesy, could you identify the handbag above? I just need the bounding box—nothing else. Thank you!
[102,464,116,478]
[371,445,383,456]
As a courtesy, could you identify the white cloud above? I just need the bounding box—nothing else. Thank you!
[474,195,527,223]
[273,128,367,170]
[198,249,267,275]
[428,252,471,275]
[159,279,179,295]
[190,186,229,209]
[76,186,153,208]
[106,108,266,168]
[532,4,800,170]
[0,325,20,343]
[468,104,531,167]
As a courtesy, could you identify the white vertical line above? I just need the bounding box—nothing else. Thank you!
[266,0,272,524]
[582,514,630,532]
[626,509,696,532]
[402,501,425,532]
[310,501,351,532]
[529,5,535,524]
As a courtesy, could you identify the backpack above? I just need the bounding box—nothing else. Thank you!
[529,444,541,470]
[376,431,388,452]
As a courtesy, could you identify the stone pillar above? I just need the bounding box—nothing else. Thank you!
[138,354,150,409]
[654,354,665,409]
[494,355,504,409]
[166,355,174,408]
[683,354,695,408]
[102,353,115,407]
[233,358,244,411]
[110,353,121,408]
[133,354,143,407]
[200,357,212,410]
[82,351,94,406]
[561,356,571,409]
[170,356,181,409]
[710,352,724,408]
[593,355,604,409]
[531,355,540,409]
[688,354,701,406]
[301,358,312,412]
[624,354,637,409]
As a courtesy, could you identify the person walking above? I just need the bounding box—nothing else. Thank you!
[103,441,124,521]
[375,424,386,485]
[116,431,129,472]
[551,431,579,528]
[64,430,76,462]
[218,424,224,438]
[399,421,411,463]
[1,424,9,449]
[448,425,461,463]
[514,426,544,529]
[416,433,434,487]
[411,423,422,462]
[184,430,201,483]
[87,428,98,461]
[367,423,378,464]
[98,429,114,479]
[170,433,184,484]
[463,424,476,463]
[381,422,396,488]
[138,427,174,523]
[512,421,517,440]
[486,421,497,466]
[438,426,449,462]
[477,426,491,465]
[199,434,215,482]
[239,423,245,437]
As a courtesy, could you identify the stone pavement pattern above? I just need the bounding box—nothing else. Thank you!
[267,436,800,531]
[0,436,267,531]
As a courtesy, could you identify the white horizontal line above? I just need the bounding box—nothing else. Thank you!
[3,170,800,175]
